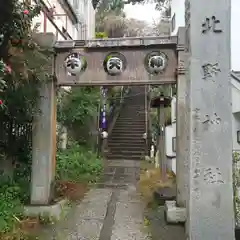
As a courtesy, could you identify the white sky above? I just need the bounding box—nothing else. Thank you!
[124,3,160,23]
[125,1,240,71]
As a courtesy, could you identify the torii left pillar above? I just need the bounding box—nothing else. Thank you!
[30,33,57,205]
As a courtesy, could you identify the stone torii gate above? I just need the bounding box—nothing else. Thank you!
[30,0,234,238]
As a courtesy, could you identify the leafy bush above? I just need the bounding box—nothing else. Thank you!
[95,32,108,38]
[0,157,31,233]
[0,176,24,233]
[56,142,103,183]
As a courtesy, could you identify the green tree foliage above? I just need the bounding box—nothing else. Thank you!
[0,1,51,163]
[95,32,108,38]
[56,142,103,183]
[0,1,52,236]
[95,0,126,37]
[57,87,100,146]
[95,0,168,38]
[57,87,100,127]
[149,85,173,139]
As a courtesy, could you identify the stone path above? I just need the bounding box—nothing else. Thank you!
[37,160,185,240]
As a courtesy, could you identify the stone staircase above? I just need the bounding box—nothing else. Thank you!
[107,86,146,161]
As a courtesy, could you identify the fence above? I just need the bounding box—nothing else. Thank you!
[0,117,32,164]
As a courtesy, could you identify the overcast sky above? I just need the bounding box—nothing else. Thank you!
[125,0,240,70]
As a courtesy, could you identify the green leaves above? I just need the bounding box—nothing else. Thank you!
[57,87,100,127]
[56,142,103,183]
[0,175,25,233]
[95,32,108,38]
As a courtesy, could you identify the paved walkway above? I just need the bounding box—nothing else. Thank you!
[37,160,185,240]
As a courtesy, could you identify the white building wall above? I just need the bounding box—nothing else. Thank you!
[232,80,240,113]
[170,0,184,35]
[32,0,95,40]
[171,96,176,123]
[165,96,177,174]
[84,0,95,39]
[32,0,77,40]
[232,113,240,151]
[166,76,240,174]
[232,77,240,151]
[165,123,176,157]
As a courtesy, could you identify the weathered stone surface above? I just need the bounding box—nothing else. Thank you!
[81,188,112,203]
[69,219,103,240]
[30,33,56,205]
[165,200,186,223]
[24,199,68,220]
[31,79,56,205]
[146,206,185,240]
[111,188,150,240]
[54,38,177,86]
[185,0,235,239]
[176,30,189,206]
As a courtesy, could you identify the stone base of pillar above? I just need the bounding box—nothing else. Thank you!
[24,199,68,221]
[164,200,186,223]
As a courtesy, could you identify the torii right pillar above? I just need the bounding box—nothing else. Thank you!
[184,0,235,239]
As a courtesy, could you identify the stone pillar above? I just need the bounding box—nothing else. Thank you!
[176,27,189,207]
[31,80,56,205]
[30,33,56,205]
[185,0,235,238]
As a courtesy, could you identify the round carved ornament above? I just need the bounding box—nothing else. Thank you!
[144,51,168,75]
[103,52,127,76]
[64,52,87,76]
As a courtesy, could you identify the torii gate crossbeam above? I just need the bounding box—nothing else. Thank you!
[54,35,179,86]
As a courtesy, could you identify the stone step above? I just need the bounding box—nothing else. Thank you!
[116,119,145,122]
[113,125,145,130]
[112,128,144,136]
[118,115,145,118]
[109,136,145,140]
[110,138,144,142]
[112,130,145,134]
[113,123,146,130]
[108,150,145,156]
[108,137,145,141]
[111,131,144,135]
[107,143,145,148]
[114,122,145,126]
[106,154,143,160]
[107,147,145,152]
[114,123,145,127]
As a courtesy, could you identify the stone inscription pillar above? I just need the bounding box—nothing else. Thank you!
[185,0,235,238]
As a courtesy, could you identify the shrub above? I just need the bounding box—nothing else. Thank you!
[0,176,23,233]
[56,142,103,183]
[95,32,107,38]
